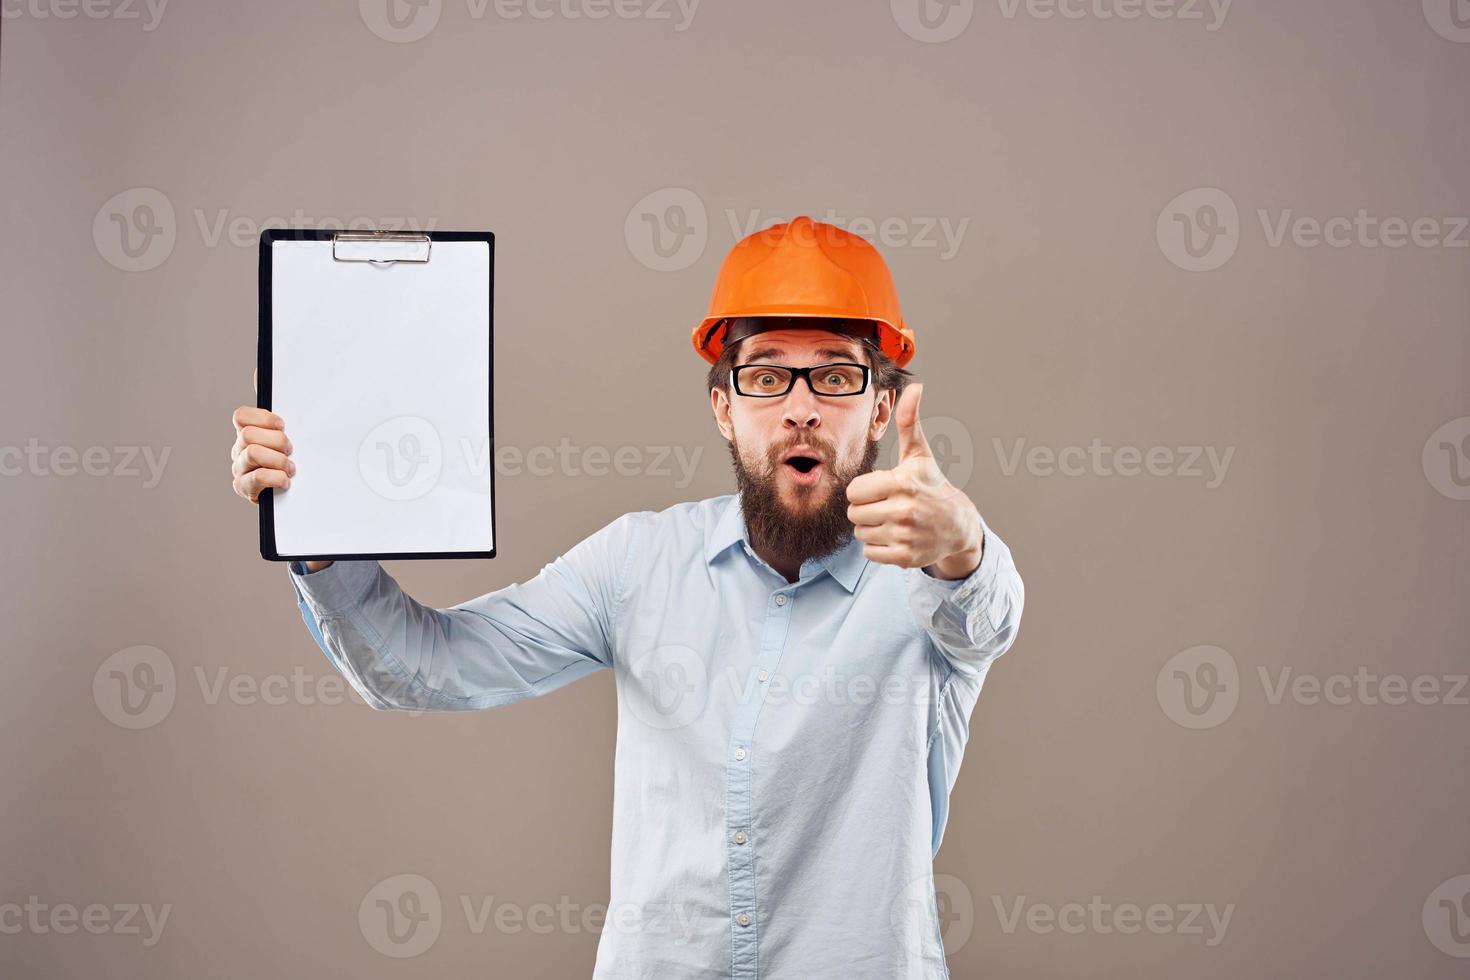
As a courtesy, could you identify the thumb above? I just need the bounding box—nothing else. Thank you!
[896,383,932,461]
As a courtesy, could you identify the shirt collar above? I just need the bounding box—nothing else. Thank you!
[705,493,869,594]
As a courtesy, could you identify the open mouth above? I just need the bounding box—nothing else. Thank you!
[786,455,820,474]
[782,453,825,483]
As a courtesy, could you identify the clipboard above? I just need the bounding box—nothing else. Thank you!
[257,229,496,562]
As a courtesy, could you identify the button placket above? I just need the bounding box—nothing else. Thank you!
[723,583,798,979]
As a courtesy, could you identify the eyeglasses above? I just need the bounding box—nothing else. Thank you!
[731,362,871,398]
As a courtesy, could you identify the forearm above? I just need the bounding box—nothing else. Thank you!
[291,561,476,711]
[287,515,637,711]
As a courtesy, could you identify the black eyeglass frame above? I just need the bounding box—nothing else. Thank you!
[730,362,872,398]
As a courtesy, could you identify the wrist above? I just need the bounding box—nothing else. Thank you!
[928,535,983,581]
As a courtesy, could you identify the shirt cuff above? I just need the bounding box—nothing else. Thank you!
[287,560,380,617]
[910,519,1010,629]
[920,523,999,593]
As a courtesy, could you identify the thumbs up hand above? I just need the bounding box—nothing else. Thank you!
[845,384,984,579]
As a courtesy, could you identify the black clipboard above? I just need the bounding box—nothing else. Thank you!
[257,228,496,562]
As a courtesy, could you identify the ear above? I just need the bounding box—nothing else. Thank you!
[867,387,897,442]
[711,386,735,442]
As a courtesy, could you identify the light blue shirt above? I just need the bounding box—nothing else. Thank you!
[288,492,1024,978]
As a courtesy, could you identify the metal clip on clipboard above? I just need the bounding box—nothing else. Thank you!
[331,230,433,266]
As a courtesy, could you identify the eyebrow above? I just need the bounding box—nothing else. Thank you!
[741,346,860,364]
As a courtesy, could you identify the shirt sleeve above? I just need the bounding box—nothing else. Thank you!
[907,517,1025,675]
[286,512,643,712]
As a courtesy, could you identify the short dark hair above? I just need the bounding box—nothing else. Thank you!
[707,332,912,403]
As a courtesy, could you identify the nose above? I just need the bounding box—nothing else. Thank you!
[780,381,822,431]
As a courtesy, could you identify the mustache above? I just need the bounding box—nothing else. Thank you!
[767,436,834,465]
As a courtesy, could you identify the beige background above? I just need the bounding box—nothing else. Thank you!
[2,0,1468,976]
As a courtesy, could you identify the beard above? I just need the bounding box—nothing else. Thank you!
[729,432,882,574]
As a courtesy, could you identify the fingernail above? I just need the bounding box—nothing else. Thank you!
[288,461,296,475]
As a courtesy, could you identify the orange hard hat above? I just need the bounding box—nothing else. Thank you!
[691,215,916,368]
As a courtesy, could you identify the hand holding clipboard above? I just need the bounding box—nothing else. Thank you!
[232,230,497,563]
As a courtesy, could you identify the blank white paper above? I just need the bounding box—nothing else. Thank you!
[269,239,493,556]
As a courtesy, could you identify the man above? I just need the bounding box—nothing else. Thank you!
[229,215,1024,978]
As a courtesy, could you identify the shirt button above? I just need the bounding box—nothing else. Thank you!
[774,594,787,606]
[737,913,752,927]
[734,747,747,761]
[757,669,769,682]
[734,831,748,845]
